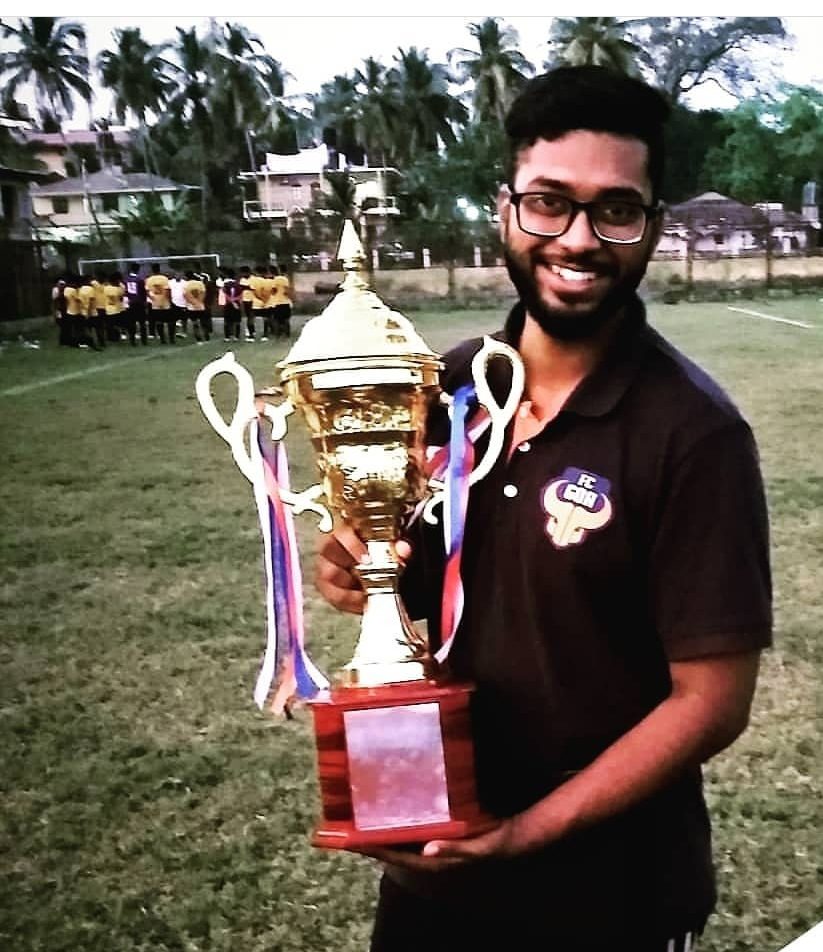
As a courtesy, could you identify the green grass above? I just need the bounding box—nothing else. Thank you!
[1,298,822,951]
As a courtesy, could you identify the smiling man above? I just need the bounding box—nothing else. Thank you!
[316,66,772,952]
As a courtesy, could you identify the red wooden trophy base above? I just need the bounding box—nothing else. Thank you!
[309,680,497,850]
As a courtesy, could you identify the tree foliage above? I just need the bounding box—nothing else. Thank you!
[629,17,787,103]
[449,17,533,125]
[546,18,641,74]
[0,17,91,123]
[0,15,808,253]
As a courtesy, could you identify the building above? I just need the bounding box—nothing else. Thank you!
[658,191,815,257]
[29,167,197,242]
[21,127,132,179]
[0,154,55,319]
[239,144,400,238]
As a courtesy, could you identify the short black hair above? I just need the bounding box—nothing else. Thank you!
[504,66,671,201]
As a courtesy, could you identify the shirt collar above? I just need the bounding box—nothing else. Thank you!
[498,295,651,418]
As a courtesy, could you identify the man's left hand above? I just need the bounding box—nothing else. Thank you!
[350,818,519,872]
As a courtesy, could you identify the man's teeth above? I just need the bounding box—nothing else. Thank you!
[551,265,597,282]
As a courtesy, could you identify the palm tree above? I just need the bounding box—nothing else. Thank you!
[449,18,534,125]
[312,73,359,158]
[210,20,287,171]
[96,27,176,178]
[546,17,640,74]
[352,57,399,167]
[0,17,91,126]
[388,47,468,165]
[167,26,214,235]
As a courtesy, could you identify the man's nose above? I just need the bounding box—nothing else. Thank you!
[556,206,602,254]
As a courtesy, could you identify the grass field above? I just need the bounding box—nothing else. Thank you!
[1,297,822,952]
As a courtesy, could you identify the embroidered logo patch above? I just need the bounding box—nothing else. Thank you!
[541,467,613,548]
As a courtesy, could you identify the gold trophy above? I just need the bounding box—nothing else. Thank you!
[196,222,524,849]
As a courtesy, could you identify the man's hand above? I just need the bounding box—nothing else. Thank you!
[349,818,519,872]
[315,524,367,614]
[315,526,411,614]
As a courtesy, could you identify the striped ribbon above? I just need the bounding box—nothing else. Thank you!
[251,419,328,714]
[435,384,477,663]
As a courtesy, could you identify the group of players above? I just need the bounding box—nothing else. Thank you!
[52,262,293,350]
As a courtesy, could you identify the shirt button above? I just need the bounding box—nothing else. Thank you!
[518,441,531,453]
[503,484,518,498]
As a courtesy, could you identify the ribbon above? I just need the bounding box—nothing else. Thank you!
[435,384,477,663]
[251,418,328,713]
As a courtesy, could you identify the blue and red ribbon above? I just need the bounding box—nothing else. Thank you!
[251,419,328,713]
[435,384,477,663]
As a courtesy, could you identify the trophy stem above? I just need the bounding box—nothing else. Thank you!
[336,541,432,687]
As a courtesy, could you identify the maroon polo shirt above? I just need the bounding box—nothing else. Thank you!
[395,296,772,940]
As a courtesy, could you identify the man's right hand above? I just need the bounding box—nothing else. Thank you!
[315,525,368,615]
[314,526,412,615]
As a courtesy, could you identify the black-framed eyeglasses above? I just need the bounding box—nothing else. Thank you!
[509,191,661,245]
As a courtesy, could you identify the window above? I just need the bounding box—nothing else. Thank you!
[101,194,119,213]
[713,234,724,246]
[52,197,69,214]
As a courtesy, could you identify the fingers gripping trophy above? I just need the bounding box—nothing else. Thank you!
[196,222,524,850]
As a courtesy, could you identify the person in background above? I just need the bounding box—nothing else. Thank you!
[63,275,88,349]
[169,272,187,338]
[238,265,255,340]
[52,277,70,346]
[145,263,173,345]
[125,262,148,346]
[103,272,126,342]
[249,264,270,342]
[183,270,208,343]
[78,274,102,350]
[194,262,214,341]
[221,267,242,343]
[271,265,294,339]
[91,272,114,343]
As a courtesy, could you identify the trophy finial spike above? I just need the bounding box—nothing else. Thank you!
[336,220,368,290]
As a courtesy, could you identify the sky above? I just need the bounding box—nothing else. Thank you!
[4,15,823,122]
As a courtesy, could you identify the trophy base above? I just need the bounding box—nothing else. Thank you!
[309,680,497,851]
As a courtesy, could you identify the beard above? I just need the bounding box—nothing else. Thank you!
[504,248,645,342]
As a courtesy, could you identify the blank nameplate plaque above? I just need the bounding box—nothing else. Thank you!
[343,702,450,830]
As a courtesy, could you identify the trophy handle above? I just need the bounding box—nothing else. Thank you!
[467,335,524,486]
[195,352,333,531]
[422,336,524,524]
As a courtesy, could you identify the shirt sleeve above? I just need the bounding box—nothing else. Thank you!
[650,419,772,660]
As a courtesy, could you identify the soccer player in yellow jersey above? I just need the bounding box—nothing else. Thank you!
[145,263,173,345]
[78,275,102,349]
[103,273,126,342]
[238,266,255,340]
[249,265,270,341]
[270,266,293,338]
[63,277,88,348]
[183,270,208,343]
[91,273,112,342]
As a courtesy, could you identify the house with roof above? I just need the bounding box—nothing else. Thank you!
[21,127,132,179]
[238,144,400,236]
[29,166,198,242]
[658,191,815,257]
[0,160,55,319]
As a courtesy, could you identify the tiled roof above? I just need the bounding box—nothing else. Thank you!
[22,128,131,148]
[31,168,196,196]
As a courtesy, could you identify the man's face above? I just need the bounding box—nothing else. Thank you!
[499,130,660,341]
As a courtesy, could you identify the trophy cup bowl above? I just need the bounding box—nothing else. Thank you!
[197,221,524,850]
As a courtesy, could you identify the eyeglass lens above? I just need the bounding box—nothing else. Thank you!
[517,194,646,242]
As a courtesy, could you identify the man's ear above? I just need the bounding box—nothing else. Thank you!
[497,184,512,241]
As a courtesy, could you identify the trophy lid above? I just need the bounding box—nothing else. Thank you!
[279,220,439,369]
